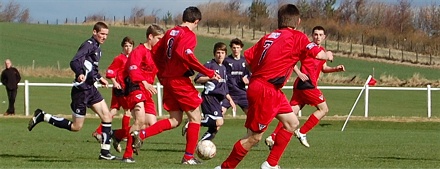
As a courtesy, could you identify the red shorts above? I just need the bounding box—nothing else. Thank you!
[160,77,202,112]
[245,79,292,133]
[109,94,129,110]
[290,88,325,107]
[126,85,157,115]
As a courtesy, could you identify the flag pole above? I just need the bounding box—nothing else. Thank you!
[341,75,372,131]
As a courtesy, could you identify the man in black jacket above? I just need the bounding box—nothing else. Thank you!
[1,59,21,116]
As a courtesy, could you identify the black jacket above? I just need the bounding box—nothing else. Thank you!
[1,67,21,90]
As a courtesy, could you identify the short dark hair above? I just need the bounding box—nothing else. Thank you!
[182,6,202,23]
[277,4,300,29]
[121,36,134,47]
[213,42,227,55]
[146,24,165,37]
[229,38,244,48]
[93,22,108,32]
[312,26,326,35]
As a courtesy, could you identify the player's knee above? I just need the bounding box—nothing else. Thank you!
[70,124,82,131]
[215,118,224,127]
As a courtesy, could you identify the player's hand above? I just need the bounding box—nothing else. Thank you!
[99,78,109,88]
[211,72,221,81]
[143,82,157,95]
[113,82,121,89]
[326,51,334,62]
[242,76,249,85]
[77,74,85,82]
[337,65,345,72]
[230,101,237,115]
[297,72,309,82]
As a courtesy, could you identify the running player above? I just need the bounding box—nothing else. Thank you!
[130,6,220,165]
[265,26,345,149]
[193,42,236,141]
[27,22,119,160]
[215,4,333,169]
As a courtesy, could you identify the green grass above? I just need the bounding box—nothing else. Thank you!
[1,22,440,81]
[1,118,439,168]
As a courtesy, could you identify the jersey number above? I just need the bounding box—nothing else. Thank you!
[166,38,175,59]
[258,40,273,65]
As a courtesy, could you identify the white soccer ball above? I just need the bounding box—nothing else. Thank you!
[196,140,216,160]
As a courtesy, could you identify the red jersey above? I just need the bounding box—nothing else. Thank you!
[126,44,157,84]
[106,53,128,86]
[244,28,311,88]
[152,25,214,79]
[298,43,327,87]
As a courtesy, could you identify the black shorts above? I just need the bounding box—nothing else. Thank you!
[70,86,104,117]
[201,95,223,118]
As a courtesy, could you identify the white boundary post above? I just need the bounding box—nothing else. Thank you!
[341,75,372,131]
[24,80,29,116]
[364,85,369,117]
[156,82,163,117]
[427,85,431,118]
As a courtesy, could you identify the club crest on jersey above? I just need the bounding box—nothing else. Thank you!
[129,65,137,70]
[107,70,114,74]
[170,30,179,36]
[136,94,142,100]
[319,94,324,100]
[185,49,193,55]
[258,123,267,130]
[268,32,281,39]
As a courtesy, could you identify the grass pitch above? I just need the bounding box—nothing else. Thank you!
[0,117,439,168]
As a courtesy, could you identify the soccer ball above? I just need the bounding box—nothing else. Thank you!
[196,140,216,160]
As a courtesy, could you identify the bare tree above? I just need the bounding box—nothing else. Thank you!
[247,0,269,29]
[0,1,20,22]
[18,8,29,23]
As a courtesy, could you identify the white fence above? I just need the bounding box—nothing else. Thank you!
[8,80,440,118]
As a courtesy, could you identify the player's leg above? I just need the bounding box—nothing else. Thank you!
[200,95,224,141]
[91,99,119,160]
[265,105,301,150]
[28,87,88,132]
[182,107,202,164]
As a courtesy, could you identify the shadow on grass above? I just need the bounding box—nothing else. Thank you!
[370,156,440,162]
[0,153,72,162]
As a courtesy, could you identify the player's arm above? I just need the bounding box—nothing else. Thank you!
[225,94,236,113]
[294,65,308,81]
[315,50,333,62]
[106,56,122,89]
[70,42,89,82]
[179,35,217,79]
[322,62,345,73]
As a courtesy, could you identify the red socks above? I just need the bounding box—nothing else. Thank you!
[139,119,172,140]
[300,114,319,134]
[266,128,293,166]
[122,115,130,130]
[183,122,200,160]
[221,140,249,168]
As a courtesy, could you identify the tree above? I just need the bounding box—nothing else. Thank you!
[247,0,269,29]
[0,0,29,22]
[162,11,173,26]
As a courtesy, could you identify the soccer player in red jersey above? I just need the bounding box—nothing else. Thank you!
[131,6,220,165]
[92,36,134,143]
[216,4,333,169]
[107,25,164,163]
[265,26,345,149]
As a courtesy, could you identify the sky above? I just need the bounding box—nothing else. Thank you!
[2,0,437,24]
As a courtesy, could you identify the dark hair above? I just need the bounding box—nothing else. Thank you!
[277,4,300,29]
[229,38,244,48]
[182,6,202,23]
[146,24,165,37]
[312,26,326,35]
[213,42,227,55]
[93,22,108,32]
[121,36,134,47]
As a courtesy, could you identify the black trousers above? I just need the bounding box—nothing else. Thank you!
[6,88,17,114]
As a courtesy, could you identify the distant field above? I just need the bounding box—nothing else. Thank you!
[0,118,439,168]
[1,22,440,81]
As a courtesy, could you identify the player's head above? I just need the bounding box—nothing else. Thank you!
[229,38,244,57]
[213,42,227,64]
[121,36,134,55]
[92,22,109,44]
[277,4,301,29]
[312,26,326,45]
[182,6,202,24]
[146,24,165,47]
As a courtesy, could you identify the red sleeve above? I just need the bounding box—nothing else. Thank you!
[244,45,255,66]
[106,54,122,79]
[127,48,146,83]
[152,37,166,73]
[178,33,215,78]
